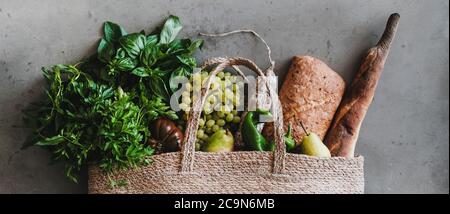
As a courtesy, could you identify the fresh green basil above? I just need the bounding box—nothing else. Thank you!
[119,33,146,58]
[187,39,204,53]
[146,35,158,46]
[140,44,165,67]
[103,21,127,43]
[177,54,197,67]
[131,67,150,77]
[97,38,115,63]
[24,15,202,183]
[108,57,137,75]
[159,15,182,45]
[150,74,171,101]
[169,67,190,93]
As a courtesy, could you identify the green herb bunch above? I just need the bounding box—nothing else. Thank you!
[23,15,202,182]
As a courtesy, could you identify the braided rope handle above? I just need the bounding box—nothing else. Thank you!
[180,57,286,174]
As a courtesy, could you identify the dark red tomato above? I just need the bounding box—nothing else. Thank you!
[149,118,184,152]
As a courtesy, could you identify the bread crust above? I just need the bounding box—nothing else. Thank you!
[324,13,400,157]
[263,56,345,144]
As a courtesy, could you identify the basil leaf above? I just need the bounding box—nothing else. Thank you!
[97,38,115,63]
[166,39,189,54]
[165,39,203,55]
[115,57,137,71]
[115,48,126,58]
[159,15,182,45]
[103,21,127,43]
[131,67,149,77]
[176,54,196,67]
[169,67,189,93]
[154,58,180,71]
[142,96,178,121]
[150,75,170,101]
[146,35,158,46]
[119,33,146,58]
[188,39,204,52]
[107,57,136,76]
[140,44,165,67]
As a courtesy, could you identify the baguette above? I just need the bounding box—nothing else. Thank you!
[325,13,400,157]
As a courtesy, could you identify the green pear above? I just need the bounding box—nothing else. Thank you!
[300,132,331,158]
[203,130,234,152]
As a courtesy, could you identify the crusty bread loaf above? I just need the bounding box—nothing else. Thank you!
[325,13,400,157]
[263,56,346,144]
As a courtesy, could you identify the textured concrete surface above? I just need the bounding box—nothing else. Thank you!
[0,0,448,194]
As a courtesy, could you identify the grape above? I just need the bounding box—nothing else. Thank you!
[212,125,220,132]
[186,82,192,92]
[225,113,234,122]
[216,89,224,99]
[217,119,226,126]
[220,81,227,91]
[206,114,212,120]
[210,82,220,90]
[203,103,213,114]
[232,116,241,123]
[182,71,245,142]
[195,142,201,151]
[212,113,220,121]
[182,96,191,105]
[206,119,215,127]
[201,133,209,141]
[217,71,225,79]
[205,127,212,134]
[224,89,234,100]
[217,111,225,118]
[207,95,216,104]
[180,103,188,111]
[204,108,213,115]
[198,118,205,127]
[223,102,233,112]
[196,129,205,139]
[201,71,209,79]
[182,91,190,98]
[224,77,233,88]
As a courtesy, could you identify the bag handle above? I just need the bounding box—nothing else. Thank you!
[200,30,277,113]
[180,57,286,174]
[199,29,275,75]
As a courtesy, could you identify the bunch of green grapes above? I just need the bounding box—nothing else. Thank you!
[178,70,243,150]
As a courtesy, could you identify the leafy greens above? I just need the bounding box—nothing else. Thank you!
[23,15,202,182]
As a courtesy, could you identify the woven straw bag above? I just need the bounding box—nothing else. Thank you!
[88,57,365,194]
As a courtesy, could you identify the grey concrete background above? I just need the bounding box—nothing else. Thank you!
[0,0,448,194]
